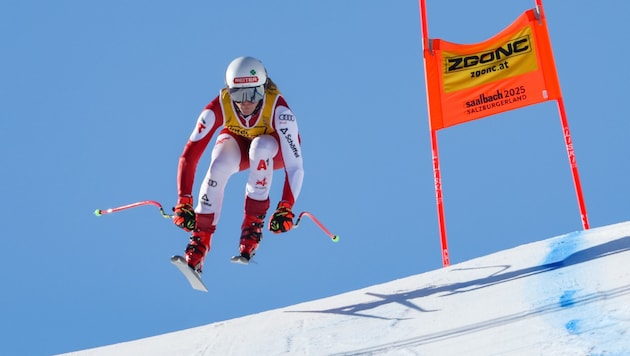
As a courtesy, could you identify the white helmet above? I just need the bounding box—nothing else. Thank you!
[225,56,268,89]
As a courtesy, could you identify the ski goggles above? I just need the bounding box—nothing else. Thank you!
[228,85,265,103]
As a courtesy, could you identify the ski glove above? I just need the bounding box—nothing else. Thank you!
[269,200,294,234]
[173,196,196,232]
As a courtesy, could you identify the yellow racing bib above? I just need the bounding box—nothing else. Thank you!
[220,87,280,138]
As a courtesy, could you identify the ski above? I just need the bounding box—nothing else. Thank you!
[230,255,251,265]
[170,255,208,292]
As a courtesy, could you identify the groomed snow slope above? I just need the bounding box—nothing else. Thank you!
[62,221,630,355]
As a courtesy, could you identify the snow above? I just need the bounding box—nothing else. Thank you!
[60,221,630,355]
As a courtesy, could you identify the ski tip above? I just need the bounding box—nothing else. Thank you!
[170,255,208,292]
[170,255,186,263]
[332,235,340,242]
[230,255,250,265]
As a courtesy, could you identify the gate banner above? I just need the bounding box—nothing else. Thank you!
[424,8,561,130]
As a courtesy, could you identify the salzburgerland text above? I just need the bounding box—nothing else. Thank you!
[465,86,527,115]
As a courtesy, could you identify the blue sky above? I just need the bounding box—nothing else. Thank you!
[1,1,629,355]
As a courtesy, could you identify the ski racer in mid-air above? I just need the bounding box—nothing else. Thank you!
[172,56,304,271]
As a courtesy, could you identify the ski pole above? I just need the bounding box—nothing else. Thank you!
[294,211,339,242]
[94,202,338,241]
[94,200,173,219]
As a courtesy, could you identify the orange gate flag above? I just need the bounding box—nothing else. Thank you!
[424,8,561,130]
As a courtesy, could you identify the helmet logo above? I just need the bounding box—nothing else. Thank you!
[250,69,257,75]
[234,76,259,84]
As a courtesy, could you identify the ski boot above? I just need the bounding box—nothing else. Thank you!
[185,230,211,273]
[237,214,265,262]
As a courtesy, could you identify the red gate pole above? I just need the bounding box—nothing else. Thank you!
[420,0,451,266]
[556,97,590,230]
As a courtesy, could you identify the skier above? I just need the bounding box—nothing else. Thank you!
[172,56,304,272]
